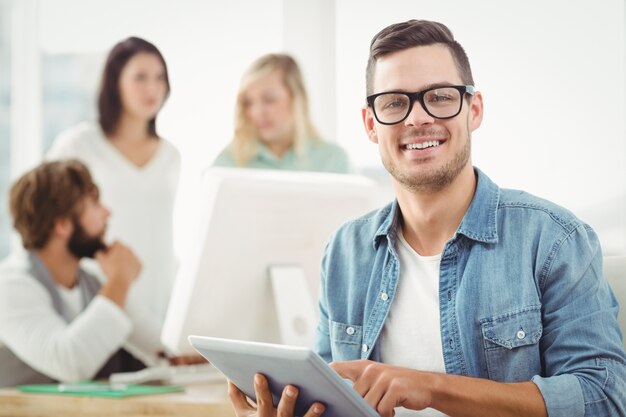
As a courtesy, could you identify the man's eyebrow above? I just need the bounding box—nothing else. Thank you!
[377,82,459,94]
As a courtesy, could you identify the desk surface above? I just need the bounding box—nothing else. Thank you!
[0,381,236,417]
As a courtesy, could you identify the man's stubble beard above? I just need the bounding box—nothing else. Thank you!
[382,127,471,194]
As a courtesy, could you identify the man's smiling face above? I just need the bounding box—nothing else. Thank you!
[363,44,483,193]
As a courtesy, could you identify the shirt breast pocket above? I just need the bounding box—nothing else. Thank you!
[329,320,363,361]
[480,306,543,382]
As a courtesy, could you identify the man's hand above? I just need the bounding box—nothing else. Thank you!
[330,360,434,417]
[158,351,208,366]
[228,373,325,417]
[96,241,142,307]
[96,241,142,285]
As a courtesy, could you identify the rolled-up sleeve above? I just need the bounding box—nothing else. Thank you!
[534,223,626,416]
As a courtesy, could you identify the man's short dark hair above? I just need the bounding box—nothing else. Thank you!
[366,20,474,96]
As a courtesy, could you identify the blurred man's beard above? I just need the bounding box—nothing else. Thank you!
[67,221,107,259]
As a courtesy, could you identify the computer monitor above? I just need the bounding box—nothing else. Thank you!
[161,168,380,354]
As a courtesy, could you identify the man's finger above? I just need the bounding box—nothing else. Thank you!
[362,380,386,413]
[227,381,254,414]
[377,390,401,417]
[303,402,326,417]
[329,360,366,381]
[276,385,298,417]
[254,373,274,415]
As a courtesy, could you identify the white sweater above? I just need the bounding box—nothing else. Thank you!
[0,253,161,383]
[47,122,181,323]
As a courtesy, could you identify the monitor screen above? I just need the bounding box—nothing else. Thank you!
[161,168,380,354]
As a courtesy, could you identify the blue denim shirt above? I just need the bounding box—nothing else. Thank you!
[314,168,626,417]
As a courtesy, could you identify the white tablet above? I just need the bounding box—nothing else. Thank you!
[188,335,379,417]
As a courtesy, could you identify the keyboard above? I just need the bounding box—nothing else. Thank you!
[109,363,225,386]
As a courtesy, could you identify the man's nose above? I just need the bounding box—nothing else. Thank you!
[404,100,435,127]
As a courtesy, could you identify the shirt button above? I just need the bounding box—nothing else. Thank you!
[362,344,368,352]
[516,330,526,340]
[380,292,389,301]
[346,326,355,335]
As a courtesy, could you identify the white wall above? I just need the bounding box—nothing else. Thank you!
[10,0,42,179]
[335,0,626,254]
[282,0,336,141]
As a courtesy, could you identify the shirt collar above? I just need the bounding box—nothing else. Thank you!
[374,201,401,249]
[254,141,314,163]
[456,167,500,244]
[255,142,287,163]
[373,167,500,248]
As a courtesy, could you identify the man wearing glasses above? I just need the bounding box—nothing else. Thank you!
[229,19,626,417]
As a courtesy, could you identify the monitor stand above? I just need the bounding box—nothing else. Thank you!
[269,265,317,347]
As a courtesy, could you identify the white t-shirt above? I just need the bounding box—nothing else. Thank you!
[379,230,448,417]
[47,122,181,323]
[57,284,83,321]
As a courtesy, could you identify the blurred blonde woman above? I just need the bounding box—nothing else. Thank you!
[213,53,349,173]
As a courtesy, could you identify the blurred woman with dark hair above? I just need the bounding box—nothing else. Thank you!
[48,37,180,327]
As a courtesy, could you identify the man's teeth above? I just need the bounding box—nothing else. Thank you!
[405,141,440,150]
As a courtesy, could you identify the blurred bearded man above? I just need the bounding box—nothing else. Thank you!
[0,160,162,387]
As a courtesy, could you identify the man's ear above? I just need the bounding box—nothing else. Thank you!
[362,106,379,144]
[468,91,484,132]
[53,217,73,240]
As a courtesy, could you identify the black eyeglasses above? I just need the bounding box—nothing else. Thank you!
[366,85,475,125]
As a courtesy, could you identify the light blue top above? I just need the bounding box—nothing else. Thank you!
[213,140,350,174]
[315,168,626,417]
